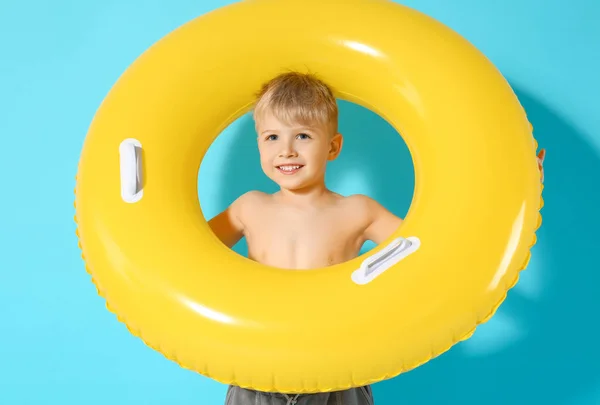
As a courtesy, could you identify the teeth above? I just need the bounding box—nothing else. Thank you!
[279,165,301,171]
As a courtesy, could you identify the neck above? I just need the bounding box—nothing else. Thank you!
[277,180,331,207]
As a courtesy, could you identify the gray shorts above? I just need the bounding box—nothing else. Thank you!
[224,385,374,405]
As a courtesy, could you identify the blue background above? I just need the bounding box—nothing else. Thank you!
[1,1,599,404]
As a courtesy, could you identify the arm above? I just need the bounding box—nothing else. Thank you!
[537,148,545,183]
[360,195,404,245]
[207,192,250,248]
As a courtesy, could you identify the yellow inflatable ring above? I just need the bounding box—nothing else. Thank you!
[75,0,543,393]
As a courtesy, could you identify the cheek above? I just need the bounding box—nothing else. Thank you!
[257,144,270,158]
[259,154,270,168]
[258,147,276,169]
[305,144,329,162]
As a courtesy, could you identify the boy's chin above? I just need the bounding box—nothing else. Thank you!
[266,171,323,191]
[275,181,306,191]
[272,177,311,191]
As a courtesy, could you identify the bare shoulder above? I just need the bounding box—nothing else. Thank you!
[334,194,378,225]
[345,193,402,220]
[343,193,379,212]
[344,194,404,243]
[231,190,269,214]
[207,191,269,247]
[234,190,268,204]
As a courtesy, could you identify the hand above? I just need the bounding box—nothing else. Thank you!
[537,148,545,183]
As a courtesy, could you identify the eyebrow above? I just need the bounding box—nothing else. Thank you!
[260,127,316,135]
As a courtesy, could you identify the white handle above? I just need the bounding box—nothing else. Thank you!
[119,138,143,203]
[351,236,421,285]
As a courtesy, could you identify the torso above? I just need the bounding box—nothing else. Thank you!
[239,191,370,269]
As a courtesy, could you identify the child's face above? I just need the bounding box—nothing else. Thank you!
[255,110,342,191]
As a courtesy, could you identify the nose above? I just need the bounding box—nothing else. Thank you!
[278,140,298,158]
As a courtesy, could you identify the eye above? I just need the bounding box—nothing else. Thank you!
[265,134,278,141]
[297,133,311,140]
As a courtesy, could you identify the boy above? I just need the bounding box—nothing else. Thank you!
[209,71,394,404]
[208,72,546,404]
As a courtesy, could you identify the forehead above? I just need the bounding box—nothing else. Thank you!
[255,110,327,133]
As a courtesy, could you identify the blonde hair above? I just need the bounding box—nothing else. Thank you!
[253,71,338,135]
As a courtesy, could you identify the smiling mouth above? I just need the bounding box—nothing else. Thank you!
[276,164,304,174]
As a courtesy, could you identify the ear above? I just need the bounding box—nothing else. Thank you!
[328,132,343,160]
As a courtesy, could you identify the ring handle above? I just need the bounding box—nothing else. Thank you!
[352,236,421,285]
[119,138,143,203]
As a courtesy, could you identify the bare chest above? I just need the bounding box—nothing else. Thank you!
[243,207,366,269]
